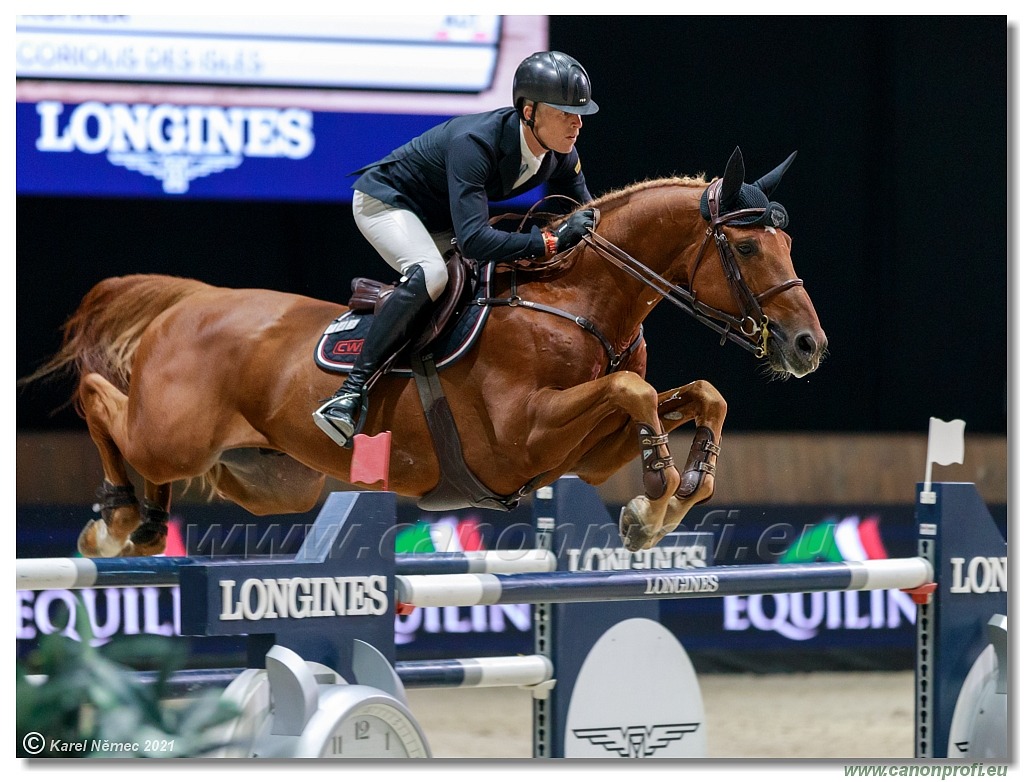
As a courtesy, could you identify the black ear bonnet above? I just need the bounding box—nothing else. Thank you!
[700,148,796,229]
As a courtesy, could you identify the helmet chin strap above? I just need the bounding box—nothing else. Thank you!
[525,102,552,153]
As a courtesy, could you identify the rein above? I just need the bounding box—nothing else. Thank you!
[476,182,803,368]
[475,265,644,373]
[583,179,803,358]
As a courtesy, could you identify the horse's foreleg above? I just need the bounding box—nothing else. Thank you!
[647,379,727,547]
[658,379,727,500]
[77,372,142,557]
[571,380,726,477]
[524,371,680,550]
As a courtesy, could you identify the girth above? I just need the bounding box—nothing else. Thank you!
[410,351,541,512]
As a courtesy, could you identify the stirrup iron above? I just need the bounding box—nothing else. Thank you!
[312,392,364,448]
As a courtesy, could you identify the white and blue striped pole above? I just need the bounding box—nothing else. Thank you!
[15,549,557,591]
[394,655,553,689]
[395,558,934,607]
[29,655,554,695]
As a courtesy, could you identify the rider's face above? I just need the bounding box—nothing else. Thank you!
[525,102,583,155]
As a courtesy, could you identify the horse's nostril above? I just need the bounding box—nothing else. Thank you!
[795,331,818,357]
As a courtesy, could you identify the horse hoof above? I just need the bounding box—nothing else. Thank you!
[77,519,99,557]
[619,499,656,552]
[78,518,120,558]
[127,521,167,556]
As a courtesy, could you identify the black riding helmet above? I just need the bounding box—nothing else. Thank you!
[513,51,599,118]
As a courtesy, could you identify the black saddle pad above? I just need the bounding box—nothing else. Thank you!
[315,262,496,376]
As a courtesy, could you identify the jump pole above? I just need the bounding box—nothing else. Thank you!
[395,558,933,606]
[16,550,556,591]
[28,654,555,696]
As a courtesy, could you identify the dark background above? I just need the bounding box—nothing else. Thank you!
[16,16,1008,434]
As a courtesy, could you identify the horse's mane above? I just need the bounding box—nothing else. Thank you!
[587,175,709,213]
[514,175,710,278]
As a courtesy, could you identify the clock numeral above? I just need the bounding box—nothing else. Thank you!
[330,715,406,756]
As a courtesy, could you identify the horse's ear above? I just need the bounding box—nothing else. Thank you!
[720,146,745,205]
[753,151,797,197]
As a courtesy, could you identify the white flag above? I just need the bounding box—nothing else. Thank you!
[927,417,966,466]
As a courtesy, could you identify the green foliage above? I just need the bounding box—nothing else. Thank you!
[16,599,240,758]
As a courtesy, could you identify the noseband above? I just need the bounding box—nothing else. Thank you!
[583,179,804,358]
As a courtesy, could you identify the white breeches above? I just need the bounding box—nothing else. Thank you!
[352,190,452,301]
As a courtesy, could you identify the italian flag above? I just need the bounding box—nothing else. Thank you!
[395,515,483,554]
[779,515,888,564]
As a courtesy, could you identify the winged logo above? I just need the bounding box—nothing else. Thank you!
[572,723,700,757]
[107,152,243,194]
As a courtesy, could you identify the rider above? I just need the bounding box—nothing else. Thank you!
[314,51,601,447]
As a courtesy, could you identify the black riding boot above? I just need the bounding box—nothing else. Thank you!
[313,266,434,447]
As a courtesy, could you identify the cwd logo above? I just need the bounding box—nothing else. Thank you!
[34,100,315,193]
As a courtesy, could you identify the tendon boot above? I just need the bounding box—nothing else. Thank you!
[313,265,434,447]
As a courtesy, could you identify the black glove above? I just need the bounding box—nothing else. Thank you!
[552,209,596,253]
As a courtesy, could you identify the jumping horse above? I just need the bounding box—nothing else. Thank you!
[23,147,826,556]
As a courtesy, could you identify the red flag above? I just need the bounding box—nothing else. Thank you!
[163,518,187,556]
[457,518,484,551]
[350,431,392,489]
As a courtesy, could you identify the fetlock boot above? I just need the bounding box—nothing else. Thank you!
[313,266,434,447]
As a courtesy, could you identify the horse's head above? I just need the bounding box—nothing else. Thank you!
[690,147,827,378]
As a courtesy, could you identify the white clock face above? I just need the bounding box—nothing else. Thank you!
[323,703,429,758]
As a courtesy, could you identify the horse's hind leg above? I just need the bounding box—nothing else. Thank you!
[77,372,143,556]
[124,481,172,557]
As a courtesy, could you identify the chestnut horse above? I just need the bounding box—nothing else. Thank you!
[25,147,825,557]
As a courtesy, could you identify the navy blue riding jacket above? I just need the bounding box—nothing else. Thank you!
[352,107,592,262]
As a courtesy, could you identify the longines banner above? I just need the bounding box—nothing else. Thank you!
[14,500,1008,671]
[17,101,450,201]
[16,99,549,205]
[15,15,548,203]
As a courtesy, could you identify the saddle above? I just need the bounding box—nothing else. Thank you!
[318,252,524,512]
[348,251,473,354]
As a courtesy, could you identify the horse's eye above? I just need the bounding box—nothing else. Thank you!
[735,242,756,256]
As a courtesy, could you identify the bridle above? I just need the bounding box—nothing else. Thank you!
[479,183,803,370]
[582,179,804,358]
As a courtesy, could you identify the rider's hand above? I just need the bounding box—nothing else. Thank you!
[547,209,595,254]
